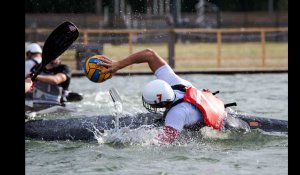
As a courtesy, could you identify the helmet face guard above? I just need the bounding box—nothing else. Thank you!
[141,79,175,113]
[142,96,172,113]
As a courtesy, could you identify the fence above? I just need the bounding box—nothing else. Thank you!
[25,27,288,71]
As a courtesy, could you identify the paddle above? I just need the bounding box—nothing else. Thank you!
[31,21,79,81]
[109,87,123,129]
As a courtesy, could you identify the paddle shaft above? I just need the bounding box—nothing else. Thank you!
[109,88,123,129]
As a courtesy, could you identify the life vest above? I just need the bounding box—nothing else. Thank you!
[32,64,71,106]
[32,71,62,106]
[165,85,226,130]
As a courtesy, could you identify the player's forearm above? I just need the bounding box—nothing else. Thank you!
[118,49,166,72]
[36,74,66,85]
[36,75,57,85]
[25,78,33,93]
[118,49,150,68]
[157,126,180,144]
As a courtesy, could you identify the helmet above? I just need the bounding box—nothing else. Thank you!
[142,79,175,113]
[26,43,42,53]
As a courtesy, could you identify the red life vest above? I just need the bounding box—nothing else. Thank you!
[183,87,225,130]
[165,85,226,130]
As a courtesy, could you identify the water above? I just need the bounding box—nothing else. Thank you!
[25,73,288,175]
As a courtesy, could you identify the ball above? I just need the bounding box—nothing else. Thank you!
[83,55,112,83]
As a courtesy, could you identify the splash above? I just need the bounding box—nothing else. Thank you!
[90,125,162,147]
[86,120,287,148]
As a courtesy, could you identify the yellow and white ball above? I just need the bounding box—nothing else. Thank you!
[83,55,112,83]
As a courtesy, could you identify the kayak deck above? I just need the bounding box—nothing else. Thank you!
[25,112,287,141]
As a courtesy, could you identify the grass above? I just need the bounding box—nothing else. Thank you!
[61,42,288,72]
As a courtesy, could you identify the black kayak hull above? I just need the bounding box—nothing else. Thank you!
[25,113,163,140]
[231,113,288,133]
[25,112,288,141]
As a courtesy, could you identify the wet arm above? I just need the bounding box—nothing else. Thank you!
[157,126,180,144]
[25,77,33,93]
[36,73,67,85]
[104,49,167,74]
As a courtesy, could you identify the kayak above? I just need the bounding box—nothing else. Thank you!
[25,112,288,141]
[25,91,83,115]
[25,91,84,102]
[25,105,77,118]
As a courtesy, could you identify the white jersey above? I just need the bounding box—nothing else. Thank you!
[25,56,42,77]
[154,64,203,132]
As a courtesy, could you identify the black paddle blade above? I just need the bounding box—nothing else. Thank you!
[31,21,79,81]
[42,21,79,66]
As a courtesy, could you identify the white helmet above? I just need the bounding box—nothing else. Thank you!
[26,43,42,53]
[142,79,175,113]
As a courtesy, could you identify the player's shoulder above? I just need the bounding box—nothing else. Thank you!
[167,102,190,115]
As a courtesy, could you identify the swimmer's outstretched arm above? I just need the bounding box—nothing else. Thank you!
[100,49,168,74]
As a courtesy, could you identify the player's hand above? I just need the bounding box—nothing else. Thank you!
[96,56,120,75]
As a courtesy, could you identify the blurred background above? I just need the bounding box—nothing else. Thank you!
[25,0,288,73]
